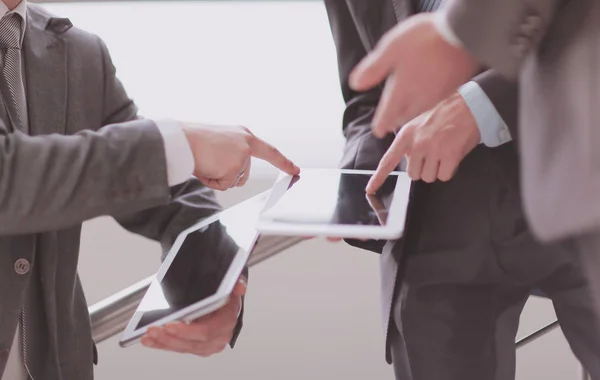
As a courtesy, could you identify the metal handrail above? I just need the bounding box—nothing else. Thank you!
[515,319,559,349]
[88,235,303,344]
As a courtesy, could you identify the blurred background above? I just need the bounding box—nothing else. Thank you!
[36,1,580,378]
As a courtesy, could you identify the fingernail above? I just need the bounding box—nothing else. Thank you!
[147,328,160,339]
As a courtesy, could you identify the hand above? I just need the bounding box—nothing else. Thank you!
[183,124,300,190]
[141,277,246,357]
[366,92,480,193]
[349,13,479,138]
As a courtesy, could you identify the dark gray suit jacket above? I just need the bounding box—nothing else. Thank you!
[0,5,242,379]
[324,0,520,363]
[444,0,600,242]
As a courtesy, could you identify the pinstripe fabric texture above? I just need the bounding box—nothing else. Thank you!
[0,13,27,133]
[416,0,442,12]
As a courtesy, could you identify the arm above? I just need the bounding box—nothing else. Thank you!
[324,0,395,171]
[442,0,560,78]
[0,114,171,236]
[325,0,394,253]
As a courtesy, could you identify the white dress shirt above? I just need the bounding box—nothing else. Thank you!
[458,81,512,147]
[1,1,194,378]
[432,9,512,147]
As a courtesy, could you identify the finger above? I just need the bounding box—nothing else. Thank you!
[232,279,247,297]
[420,158,440,183]
[167,301,239,343]
[188,335,232,357]
[326,237,342,242]
[141,337,168,350]
[372,76,408,138]
[437,158,459,182]
[148,329,230,357]
[349,33,397,91]
[198,176,232,191]
[248,135,300,176]
[145,327,197,353]
[366,131,412,193]
[406,155,425,181]
[165,315,237,345]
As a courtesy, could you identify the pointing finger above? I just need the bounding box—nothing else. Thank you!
[248,135,300,176]
[350,32,397,91]
[366,130,412,194]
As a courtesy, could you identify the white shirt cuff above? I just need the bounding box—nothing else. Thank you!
[155,119,195,187]
[458,81,512,147]
[432,12,464,48]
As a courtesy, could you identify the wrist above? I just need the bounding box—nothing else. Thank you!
[451,92,481,146]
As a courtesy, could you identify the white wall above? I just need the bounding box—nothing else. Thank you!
[41,2,584,379]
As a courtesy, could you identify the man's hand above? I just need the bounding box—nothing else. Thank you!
[183,124,300,190]
[349,13,479,138]
[366,92,480,193]
[141,277,246,357]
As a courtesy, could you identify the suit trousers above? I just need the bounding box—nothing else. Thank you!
[385,145,600,380]
[574,232,600,334]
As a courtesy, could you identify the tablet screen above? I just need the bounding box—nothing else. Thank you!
[261,170,398,227]
[131,198,262,331]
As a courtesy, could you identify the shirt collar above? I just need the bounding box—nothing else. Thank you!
[0,1,27,43]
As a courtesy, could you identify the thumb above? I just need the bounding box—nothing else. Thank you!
[232,277,247,297]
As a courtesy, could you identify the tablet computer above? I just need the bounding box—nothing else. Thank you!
[119,192,267,347]
[256,169,411,240]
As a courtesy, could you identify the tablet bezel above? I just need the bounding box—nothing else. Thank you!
[257,169,411,240]
[119,201,261,347]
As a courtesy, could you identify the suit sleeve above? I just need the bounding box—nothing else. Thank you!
[325,0,394,254]
[324,0,396,171]
[0,56,171,235]
[443,0,560,78]
[472,69,519,140]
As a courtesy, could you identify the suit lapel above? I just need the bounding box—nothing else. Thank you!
[22,7,67,136]
[391,0,414,22]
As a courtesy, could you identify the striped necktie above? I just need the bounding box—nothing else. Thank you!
[0,13,27,133]
[416,0,442,12]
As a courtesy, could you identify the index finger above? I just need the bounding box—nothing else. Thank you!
[366,133,411,194]
[349,31,397,91]
[249,135,300,175]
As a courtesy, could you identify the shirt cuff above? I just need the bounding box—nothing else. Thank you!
[155,119,195,187]
[458,81,512,147]
[432,11,464,48]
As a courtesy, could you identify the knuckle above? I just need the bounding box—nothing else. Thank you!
[438,173,452,182]
[422,175,436,183]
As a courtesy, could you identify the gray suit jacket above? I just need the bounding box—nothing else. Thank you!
[444,0,600,241]
[0,5,242,379]
[324,0,520,363]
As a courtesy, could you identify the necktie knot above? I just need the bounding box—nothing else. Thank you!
[0,13,23,49]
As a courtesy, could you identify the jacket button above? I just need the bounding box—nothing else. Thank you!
[14,258,31,275]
